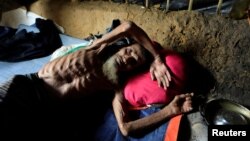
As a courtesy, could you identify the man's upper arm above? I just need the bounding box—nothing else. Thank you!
[112,90,128,122]
[112,90,130,135]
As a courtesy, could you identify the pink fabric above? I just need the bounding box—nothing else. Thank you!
[124,51,189,107]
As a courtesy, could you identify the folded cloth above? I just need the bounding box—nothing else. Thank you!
[0,18,62,62]
[164,115,183,141]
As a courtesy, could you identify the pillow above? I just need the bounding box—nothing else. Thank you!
[50,41,92,61]
[124,51,189,108]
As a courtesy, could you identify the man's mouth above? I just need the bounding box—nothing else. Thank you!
[116,57,123,67]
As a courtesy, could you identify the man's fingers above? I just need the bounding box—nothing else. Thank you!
[150,70,156,80]
[165,70,171,82]
[157,76,161,87]
[184,93,194,111]
[184,106,193,112]
[176,93,194,101]
[162,75,169,89]
[151,68,172,90]
[161,69,171,88]
[185,92,194,97]
[156,73,168,90]
[183,99,193,112]
[152,70,161,87]
[160,77,167,90]
[185,96,192,101]
[176,93,187,99]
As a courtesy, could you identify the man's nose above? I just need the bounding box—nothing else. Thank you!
[122,55,130,64]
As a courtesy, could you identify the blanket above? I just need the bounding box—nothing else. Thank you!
[94,108,183,141]
[0,18,62,62]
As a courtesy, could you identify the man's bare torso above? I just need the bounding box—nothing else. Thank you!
[38,48,112,98]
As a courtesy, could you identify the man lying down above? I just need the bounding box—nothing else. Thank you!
[0,20,193,140]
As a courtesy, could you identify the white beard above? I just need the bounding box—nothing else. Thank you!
[102,56,120,86]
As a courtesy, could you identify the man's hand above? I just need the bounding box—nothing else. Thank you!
[166,93,194,116]
[150,57,171,90]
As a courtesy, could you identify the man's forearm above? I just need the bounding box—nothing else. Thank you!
[122,21,160,58]
[91,20,160,58]
[123,105,175,135]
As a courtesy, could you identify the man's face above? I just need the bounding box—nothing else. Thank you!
[113,44,146,72]
[102,44,147,86]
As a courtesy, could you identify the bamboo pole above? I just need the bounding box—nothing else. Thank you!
[188,0,193,11]
[216,0,223,14]
[145,0,149,8]
[166,0,170,12]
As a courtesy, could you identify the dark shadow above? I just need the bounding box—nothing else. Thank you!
[177,115,192,141]
[15,0,38,5]
[181,53,216,111]
[1,0,38,12]
[56,90,114,141]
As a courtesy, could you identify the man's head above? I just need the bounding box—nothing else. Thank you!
[102,43,153,86]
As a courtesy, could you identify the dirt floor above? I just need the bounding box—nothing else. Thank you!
[1,0,250,108]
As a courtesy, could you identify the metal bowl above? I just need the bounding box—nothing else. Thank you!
[200,99,250,125]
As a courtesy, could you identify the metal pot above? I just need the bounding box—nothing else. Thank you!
[200,98,250,125]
